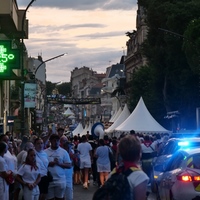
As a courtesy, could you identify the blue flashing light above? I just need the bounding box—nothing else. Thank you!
[178,141,189,147]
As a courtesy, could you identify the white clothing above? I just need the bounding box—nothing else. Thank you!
[17,164,40,200]
[65,186,73,200]
[4,150,17,174]
[45,147,71,182]
[17,164,40,184]
[47,181,66,199]
[65,167,73,200]
[127,170,149,197]
[36,150,49,177]
[0,156,9,200]
[17,150,27,169]
[77,142,92,161]
[77,142,92,169]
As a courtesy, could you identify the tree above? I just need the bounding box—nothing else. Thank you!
[137,0,200,130]
[46,81,71,96]
[56,82,71,96]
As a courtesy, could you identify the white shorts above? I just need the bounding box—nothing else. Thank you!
[23,185,39,200]
[79,159,91,169]
[47,181,66,199]
[97,163,111,172]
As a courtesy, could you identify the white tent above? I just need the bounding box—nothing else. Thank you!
[80,123,92,136]
[105,104,130,133]
[72,123,83,136]
[110,107,122,123]
[109,111,117,122]
[115,97,170,133]
[63,108,75,117]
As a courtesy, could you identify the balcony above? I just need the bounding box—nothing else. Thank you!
[0,0,28,38]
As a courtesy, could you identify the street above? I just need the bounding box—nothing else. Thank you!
[73,180,156,200]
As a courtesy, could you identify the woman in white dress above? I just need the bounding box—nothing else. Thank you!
[0,142,9,200]
[34,137,49,200]
[16,149,41,200]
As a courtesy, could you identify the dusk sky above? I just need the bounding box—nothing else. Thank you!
[17,0,137,83]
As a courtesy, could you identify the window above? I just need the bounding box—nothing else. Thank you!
[166,152,184,171]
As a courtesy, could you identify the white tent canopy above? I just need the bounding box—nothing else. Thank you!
[63,108,75,117]
[109,111,117,122]
[115,97,170,133]
[80,122,92,136]
[72,123,83,136]
[110,107,122,123]
[105,104,130,133]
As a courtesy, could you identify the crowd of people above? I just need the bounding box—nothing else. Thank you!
[0,127,169,200]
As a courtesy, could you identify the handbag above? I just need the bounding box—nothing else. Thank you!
[5,171,14,185]
[47,170,53,182]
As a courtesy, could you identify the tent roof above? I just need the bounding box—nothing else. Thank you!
[115,97,170,133]
[72,123,83,135]
[80,123,92,136]
[105,104,130,133]
[63,108,75,116]
[110,107,122,123]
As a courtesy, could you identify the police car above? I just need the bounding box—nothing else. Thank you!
[157,148,200,200]
[151,138,200,193]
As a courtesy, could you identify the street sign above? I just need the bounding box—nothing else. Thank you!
[47,96,101,104]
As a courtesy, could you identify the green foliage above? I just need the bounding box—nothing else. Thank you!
[46,81,71,96]
[56,82,71,96]
[46,81,55,95]
[183,19,200,73]
[136,0,200,130]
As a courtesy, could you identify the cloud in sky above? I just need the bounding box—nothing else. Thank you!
[17,0,137,83]
[17,0,137,10]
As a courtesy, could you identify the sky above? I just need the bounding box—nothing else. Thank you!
[17,0,138,83]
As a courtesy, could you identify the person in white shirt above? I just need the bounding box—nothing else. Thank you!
[0,142,9,200]
[117,135,149,200]
[45,134,71,200]
[141,135,156,179]
[77,135,92,189]
[16,149,41,200]
[62,141,74,200]
[34,138,49,200]
[15,141,34,200]
[0,134,18,200]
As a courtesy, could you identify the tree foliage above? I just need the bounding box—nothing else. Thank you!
[131,0,200,130]
[46,81,71,96]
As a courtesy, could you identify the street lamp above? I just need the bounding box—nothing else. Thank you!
[33,53,67,131]
[34,53,67,75]
[21,0,35,136]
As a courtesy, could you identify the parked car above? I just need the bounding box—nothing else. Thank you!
[157,148,200,200]
[151,137,200,193]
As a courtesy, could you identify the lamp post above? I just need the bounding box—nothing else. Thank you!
[21,0,35,136]
[33,53,67,131]
[34,53,67,75]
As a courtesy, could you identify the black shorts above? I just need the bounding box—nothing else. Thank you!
[38,175,49,194]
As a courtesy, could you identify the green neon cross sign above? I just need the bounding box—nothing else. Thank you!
[0,45,15,73]
[0,40,20,77]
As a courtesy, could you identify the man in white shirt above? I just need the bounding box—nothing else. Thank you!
[45,134,71,200]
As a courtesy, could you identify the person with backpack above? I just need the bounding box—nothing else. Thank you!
[93,135,149,200]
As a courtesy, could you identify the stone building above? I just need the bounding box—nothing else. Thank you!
[71,66,106,126]
[124,4,148,92]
